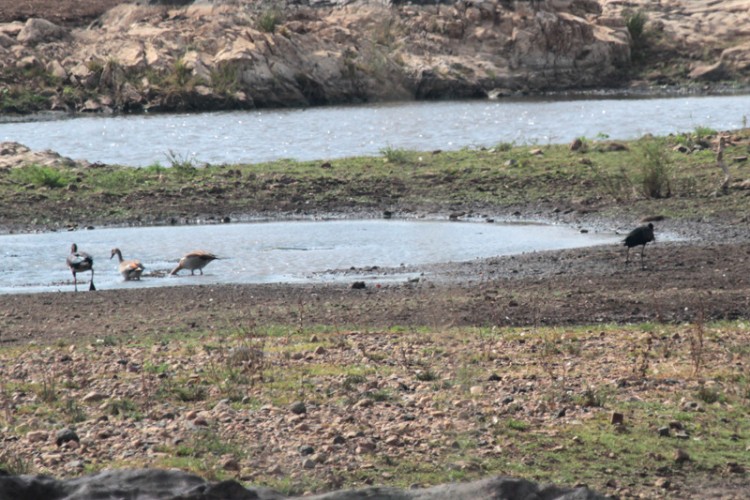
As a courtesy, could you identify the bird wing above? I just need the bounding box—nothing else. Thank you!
[186,250,218,260]
[68,252,93,269]
[121,260,144,273]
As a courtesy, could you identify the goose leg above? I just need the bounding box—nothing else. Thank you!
[72,271,78,292]
[640,245,646,269]
[89,270,96,291]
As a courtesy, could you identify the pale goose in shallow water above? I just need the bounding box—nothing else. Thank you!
[110,247,145,281]
[170,250,219,276]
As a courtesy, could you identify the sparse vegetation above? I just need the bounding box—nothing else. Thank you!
[624,9,650,63]
[257,8,282,33]
[8,164,74,189]
[637,138,673,198]
[0,320,748,496]
[2,129,748,229]
[379,145,413,164]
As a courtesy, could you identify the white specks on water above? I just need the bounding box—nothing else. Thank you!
[0,95,747,167]
[0,220,620,294]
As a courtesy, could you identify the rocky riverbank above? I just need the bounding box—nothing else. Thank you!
[0,0,748,115]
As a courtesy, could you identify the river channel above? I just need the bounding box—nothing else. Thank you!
[0,94,748,167]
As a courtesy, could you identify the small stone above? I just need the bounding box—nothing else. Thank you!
[469,385,483,395]
[65,459,84,469]
[62,439,79,450]
[298,445,314,456]
[727,462,746,474]
[352,281,366,290]
[221,457,240,471]
[289,401,306,415]
[384,435,401,446]
[314,345,326,355]
[267,464,283,475]
[332,435,346,445]
[655,478,671,490]
[82,391,108,403]
[192,417,209,427]
[55,428,79,447]
[674,449,690,464]
[27,430,48,443]
[302,458,315,469]
[610,412,624,425]
[356,441,376,454]
[658,426,670,437]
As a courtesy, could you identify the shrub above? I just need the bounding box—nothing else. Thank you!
[638,139,672,198]
[9,165,73,189]
[380,145,411,164]
[693,125,717,140]
[625,10,647,44]
[624,10,649,62]
[257,9,281,33]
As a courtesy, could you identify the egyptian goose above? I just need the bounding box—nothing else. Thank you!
[110,248,145,281]
[170,250,218,275]
[66,243,95,292]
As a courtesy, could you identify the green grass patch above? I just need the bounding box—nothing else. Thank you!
[9,165,75,189]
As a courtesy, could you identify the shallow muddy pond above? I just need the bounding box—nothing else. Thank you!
[0,219,620,294]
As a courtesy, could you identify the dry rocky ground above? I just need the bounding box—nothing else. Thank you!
[1,1,750,498]
[1,215,750,499]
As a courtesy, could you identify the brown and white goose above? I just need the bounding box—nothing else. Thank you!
[67,243,95,292]
[110,248,145,281]
[170,250,219,276]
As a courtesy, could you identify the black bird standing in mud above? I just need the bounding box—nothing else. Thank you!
[623,223,655,268]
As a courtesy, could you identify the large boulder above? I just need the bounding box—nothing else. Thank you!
[0,470,607,500]
[16,18,68,45]
[0,142,78,169]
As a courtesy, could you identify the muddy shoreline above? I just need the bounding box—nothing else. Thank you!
[3,207,749,346]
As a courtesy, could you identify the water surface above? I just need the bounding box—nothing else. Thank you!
[0,220,619,294]
[0,95,747,167]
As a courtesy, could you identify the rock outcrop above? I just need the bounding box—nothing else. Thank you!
[601,0,750,84]
[0,141,79,169]
[0,0,632,113]
[0,0,747,114]
[0,469,608,500]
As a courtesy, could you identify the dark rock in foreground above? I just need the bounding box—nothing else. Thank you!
[0,469,607,500]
